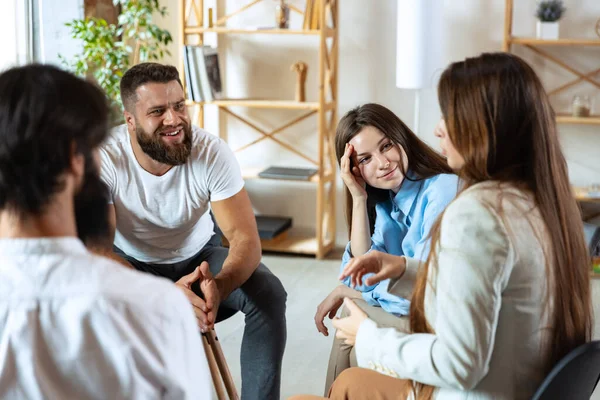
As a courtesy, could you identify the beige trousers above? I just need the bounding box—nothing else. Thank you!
[323,299,410,395]
[289,367,410,400]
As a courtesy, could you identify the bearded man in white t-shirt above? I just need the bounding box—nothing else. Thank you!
[0,64,212,399]
[100,62,287,400]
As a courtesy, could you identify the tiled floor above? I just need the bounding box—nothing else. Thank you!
[215,252,600,399]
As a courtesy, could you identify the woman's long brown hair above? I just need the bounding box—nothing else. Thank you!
[334,103,452,236]
[408,52,592,399]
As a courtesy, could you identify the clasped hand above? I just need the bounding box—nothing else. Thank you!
[175,261,220,333]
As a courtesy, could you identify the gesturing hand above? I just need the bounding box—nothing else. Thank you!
[340,143,367,200]
[314,286,345,336]
[332,298,368,346]
[175,261,220,333]
[339,250,407,288]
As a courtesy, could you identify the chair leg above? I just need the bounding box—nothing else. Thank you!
[206,330,240,400]
[202,334,228,400]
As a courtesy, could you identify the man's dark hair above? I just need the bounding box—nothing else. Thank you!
[0,64,109,216]
[75,164,111,248]
[120,63,182,112]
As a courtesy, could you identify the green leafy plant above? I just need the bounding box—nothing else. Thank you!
[536,0,566,22]
[60,0,173,121]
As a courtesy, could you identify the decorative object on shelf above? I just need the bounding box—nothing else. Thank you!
[61,0,172,122]
[208,8,214,28]
[291,61,308,102]
[535,0,565,39]
[572,95,592,117]
[275,0,290,29]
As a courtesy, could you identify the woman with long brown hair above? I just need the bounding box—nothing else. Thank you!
[294,52,592,400]
[314,103,458,393]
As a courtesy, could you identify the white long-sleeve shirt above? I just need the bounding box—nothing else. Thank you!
[356,182,551,400]
[0,237,212,399]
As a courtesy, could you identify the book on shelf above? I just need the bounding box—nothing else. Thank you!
[258,166,318,180]
[183,45,201,101]
[215,215,292,241]
[183,45,223,102]
[255,215,293,240]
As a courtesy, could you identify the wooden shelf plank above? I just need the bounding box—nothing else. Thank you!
[187,99,322,110]
[574,186,600,203]
[241,167,334,183]
[225,233,334,257]
[261,234,334,256]
[185,27,323,36]
[509,37,600,46]
[556,114,600,125]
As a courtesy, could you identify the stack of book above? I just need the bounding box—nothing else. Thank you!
[258,166,318,181]
[183,45,223,102]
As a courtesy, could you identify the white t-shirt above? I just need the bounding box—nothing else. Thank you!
[0,237,212,399]
[100,124,244,263]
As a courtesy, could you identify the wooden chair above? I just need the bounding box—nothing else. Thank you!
[202,329,239,400]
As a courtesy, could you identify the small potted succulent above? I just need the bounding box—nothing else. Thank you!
[536,0,566,40]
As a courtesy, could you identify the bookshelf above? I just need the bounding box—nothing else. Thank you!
[179,0,338,259]
[502,0,600,125]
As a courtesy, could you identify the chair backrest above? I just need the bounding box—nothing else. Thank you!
[531,340,600,400]
[583,222,600,257]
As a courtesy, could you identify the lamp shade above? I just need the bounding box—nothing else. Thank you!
[396,0,444,89]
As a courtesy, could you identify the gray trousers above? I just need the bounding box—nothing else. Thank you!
[324,298,409,396]
[115,234,287,400]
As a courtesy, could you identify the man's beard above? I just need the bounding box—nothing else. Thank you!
[74,162,111,249]
[136,122,192,166]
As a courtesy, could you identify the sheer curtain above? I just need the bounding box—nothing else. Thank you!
[31,0,83,65]
[0,0,33,70]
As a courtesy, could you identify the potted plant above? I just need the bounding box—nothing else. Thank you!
[535,0,566,40]
[60,0,173,123]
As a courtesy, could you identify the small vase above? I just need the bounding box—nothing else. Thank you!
[572,95,592,118]
[275,0,290,29]
[536,21,559,40]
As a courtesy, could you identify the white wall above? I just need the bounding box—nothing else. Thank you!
[157,0,600,248]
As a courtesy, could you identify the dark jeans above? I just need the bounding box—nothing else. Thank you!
[114,234,287,400]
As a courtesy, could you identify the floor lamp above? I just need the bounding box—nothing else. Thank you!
[396,0,444,134]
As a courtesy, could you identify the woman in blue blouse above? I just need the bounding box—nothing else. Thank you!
[315,103,458,393]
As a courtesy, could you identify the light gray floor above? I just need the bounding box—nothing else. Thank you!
[214,253,600,399]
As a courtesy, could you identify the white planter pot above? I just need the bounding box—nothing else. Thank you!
[536,21,560,40]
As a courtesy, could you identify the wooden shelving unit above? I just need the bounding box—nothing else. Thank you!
[503,0,600,126]
[504,1,600,277]
[179,0,338,259]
